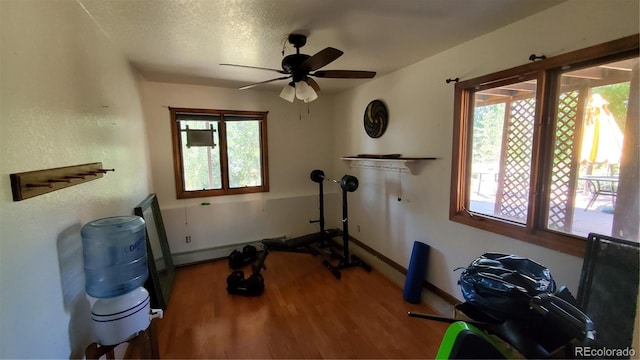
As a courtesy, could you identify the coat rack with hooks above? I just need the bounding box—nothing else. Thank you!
[10,162,114,201]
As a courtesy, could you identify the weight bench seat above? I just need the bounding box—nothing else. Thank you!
[252,229,343,275]
[262,228,342,250]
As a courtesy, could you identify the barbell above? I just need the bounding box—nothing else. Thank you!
[310,169,359,192]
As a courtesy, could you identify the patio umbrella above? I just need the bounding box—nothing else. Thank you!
[580,94,624,165]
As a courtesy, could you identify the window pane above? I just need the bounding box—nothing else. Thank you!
[226,120,263,188]
[180,120,221,191]
[469,79,537,224]
[546,57,639,241]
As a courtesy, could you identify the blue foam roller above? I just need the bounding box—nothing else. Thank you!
[403,241,430,303]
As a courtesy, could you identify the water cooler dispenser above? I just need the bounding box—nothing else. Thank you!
[82,216,162,346]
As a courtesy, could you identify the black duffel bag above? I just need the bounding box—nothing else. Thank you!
[457,253,597,358]
[458,253,557,322]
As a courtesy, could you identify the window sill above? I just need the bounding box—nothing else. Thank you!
[449,212,587,257]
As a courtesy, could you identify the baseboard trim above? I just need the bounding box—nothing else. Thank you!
[348,236,460,305]
[171,238,271,267]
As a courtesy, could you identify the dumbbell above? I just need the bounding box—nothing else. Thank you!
[228,245,258,269]
[309,169,359,192]
[226,270,265,296]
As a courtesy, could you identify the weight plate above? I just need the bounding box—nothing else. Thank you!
[310,169,325,183]
[340,175,359,192]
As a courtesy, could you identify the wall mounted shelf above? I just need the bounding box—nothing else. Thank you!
[342,156,436,174]
[10,162,114,201]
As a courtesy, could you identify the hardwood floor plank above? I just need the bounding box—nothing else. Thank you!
[156,251,448,358]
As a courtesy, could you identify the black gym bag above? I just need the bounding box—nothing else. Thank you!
[458,253,557,322]
[457,253,596,358]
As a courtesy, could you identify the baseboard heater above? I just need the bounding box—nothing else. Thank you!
[171,237,283,267]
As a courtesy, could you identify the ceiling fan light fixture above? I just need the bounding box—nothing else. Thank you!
[279,82,295,102]
[295,80,315,101]
[304,88,318,103]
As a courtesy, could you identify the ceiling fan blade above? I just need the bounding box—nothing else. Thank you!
[221,63,288,74]
[301,47,344,72]
[312,70,376,79]
[239,76,291,90]
[305,77,320,92]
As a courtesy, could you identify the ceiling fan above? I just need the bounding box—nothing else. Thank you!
[220,33,376,103]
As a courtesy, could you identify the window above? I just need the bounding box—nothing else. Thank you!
[450,35,639,256]
[170,108,269,198]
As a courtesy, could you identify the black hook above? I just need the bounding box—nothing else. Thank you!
[445,77,459,84]
[529,54,547,62]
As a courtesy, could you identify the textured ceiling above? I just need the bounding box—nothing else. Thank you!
[78,0,565,94]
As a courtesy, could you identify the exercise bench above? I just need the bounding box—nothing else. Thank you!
[254,170,370,279]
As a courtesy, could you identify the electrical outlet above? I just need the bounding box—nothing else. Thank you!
[186,235,192,243]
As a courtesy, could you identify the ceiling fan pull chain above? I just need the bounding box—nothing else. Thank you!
[397,168,402,202]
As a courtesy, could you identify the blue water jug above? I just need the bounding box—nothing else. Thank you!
[81,216,149,298]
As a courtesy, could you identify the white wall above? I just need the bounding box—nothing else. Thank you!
[139,82,339,257]
[332,0,640,299]
[0,1,152,358]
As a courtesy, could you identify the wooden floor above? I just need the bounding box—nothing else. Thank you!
[155,251,448,359]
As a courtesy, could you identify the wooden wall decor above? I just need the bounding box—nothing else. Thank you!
[10,162,114,201]
[363,100,389,138]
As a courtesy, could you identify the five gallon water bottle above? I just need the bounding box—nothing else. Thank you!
[81,216,149,298]
[82,215,154,345]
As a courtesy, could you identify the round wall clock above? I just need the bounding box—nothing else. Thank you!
[363,99,388,138]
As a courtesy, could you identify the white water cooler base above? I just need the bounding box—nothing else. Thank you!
[91,287,151,346]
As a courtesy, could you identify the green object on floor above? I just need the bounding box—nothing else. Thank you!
[436,321,506,359]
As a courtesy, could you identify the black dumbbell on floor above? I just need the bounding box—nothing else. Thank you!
[228,245,258,269]
[226,270,265,296]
